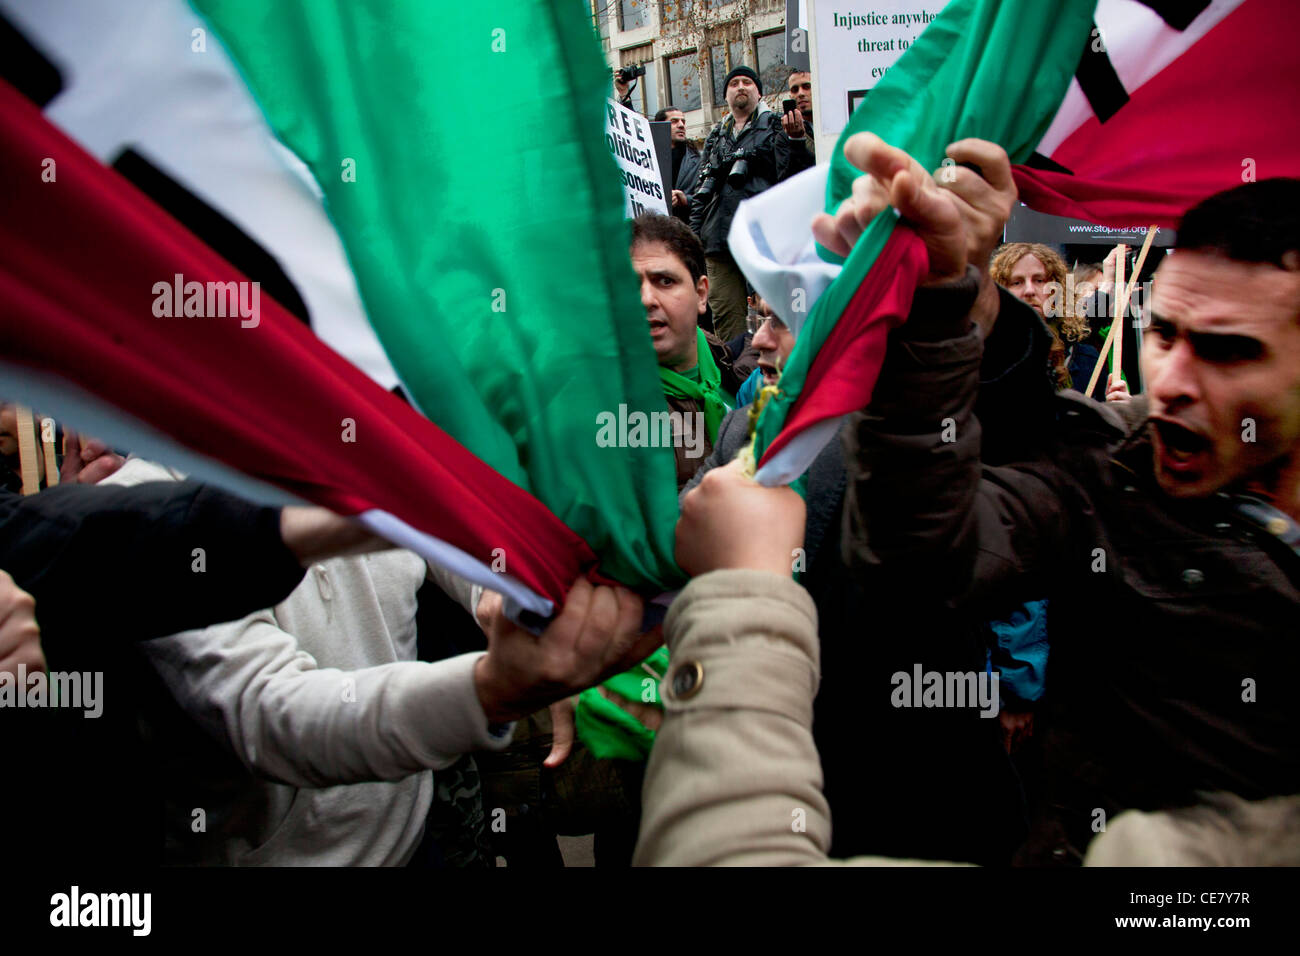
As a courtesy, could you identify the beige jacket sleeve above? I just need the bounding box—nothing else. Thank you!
[635,569,967,867]
[634,569,832,866]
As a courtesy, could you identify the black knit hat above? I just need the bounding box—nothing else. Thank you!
[723,65,762,96]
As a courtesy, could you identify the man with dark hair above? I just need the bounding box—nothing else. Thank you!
[689,65,813,341]
[654,107,701,223]
[832,127,1300,864]
[782,69,815,162]
[630,213,741,488]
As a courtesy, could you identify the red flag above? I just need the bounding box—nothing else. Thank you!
[1013,0,1299,227]
[0,78,592,617]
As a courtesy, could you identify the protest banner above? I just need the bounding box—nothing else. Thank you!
[806,1,952,154]
[606,97,668,217]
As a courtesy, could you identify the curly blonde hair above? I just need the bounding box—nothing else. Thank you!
[991,243,1093,390]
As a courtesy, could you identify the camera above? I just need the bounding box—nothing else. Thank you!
[616,64,646,84]
[727,149,749,183]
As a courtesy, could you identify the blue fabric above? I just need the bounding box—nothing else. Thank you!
[1067,342,1100,396]
[735,368,763,408]
[985,599,1050,707]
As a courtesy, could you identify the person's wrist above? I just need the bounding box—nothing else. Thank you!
[705,548,797,578]
[280,508,378,565]
[918,268,968,288]
[750,551,797,576]
[473,654,514,725]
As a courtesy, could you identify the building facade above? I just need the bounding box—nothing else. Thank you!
[591,0,789,142]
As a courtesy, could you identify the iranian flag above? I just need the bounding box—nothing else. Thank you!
[735,0,1299,482]
[0,0,683,618]
[3,0,1296,618]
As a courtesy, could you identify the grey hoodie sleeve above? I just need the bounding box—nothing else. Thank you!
[141,612,512,788]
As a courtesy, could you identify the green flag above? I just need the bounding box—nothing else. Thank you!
[194,0,683,590]
[754,0,1097,463]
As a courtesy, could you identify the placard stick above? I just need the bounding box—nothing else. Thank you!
[14,405,40,495]
[1085,318,1119,397]
[1084,226,1159,396]
[1122,225,1160,307]
[41,417,59,487]
[1110,247,1127,386]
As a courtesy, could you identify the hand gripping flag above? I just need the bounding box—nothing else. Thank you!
[744,0,1098,483]
[737,0,1299,484]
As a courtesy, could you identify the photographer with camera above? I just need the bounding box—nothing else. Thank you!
[613,63,646,111]
[688,66,813,341]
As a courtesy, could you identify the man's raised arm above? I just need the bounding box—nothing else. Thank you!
[817,133,1078,608]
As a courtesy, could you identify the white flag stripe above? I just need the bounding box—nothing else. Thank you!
[1036,0,1243,157]
[754,415,845,487]
[0,0,401,390]
[0,359,555,622]
[728,164,844,339]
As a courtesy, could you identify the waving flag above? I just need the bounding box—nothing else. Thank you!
[740,0,1299,483]
[746,0,1097,482]
[1014,0,1300,227]
[0,0,685,617]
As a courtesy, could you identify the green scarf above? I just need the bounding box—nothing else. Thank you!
[575,645,670,761]
[657,328,733,441]
[578,334,735,760]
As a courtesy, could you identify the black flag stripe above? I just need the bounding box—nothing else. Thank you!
[111,148,313,328]
[0,13,63,108]
[1134,0,1213,32]
[1074,21,1130,124]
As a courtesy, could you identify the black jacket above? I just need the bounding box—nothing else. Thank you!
[681,287,1058,865]
[844,268,1300,864]
[688,107,814,255]
[670,143,702,223]
[2,480,308,866]
[2,480,305,650]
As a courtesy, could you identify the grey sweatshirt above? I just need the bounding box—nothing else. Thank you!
[105,459,511,865]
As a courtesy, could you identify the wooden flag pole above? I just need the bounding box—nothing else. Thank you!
[1110,247,1127,388]
[14,405,41,495]
[1084,225,1159,397]
[1085,315,1120,397]
[1123,225,1160,304]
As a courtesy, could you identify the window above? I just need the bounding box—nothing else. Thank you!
[622,44,659,115]
[730,39,745,70]
[663,0,693,21]
[619,0,650,31]
[711,40,748,104]
[641,64,660,115]
[755,30,787,99]
[663,0,726,22]
[710,45,727,103]
[667,51,701,111]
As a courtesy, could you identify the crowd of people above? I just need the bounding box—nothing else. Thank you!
[4,63,1299,869]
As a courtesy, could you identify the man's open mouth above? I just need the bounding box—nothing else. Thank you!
[1153,418,1212,468]
[648,317,668,335]
[758,360,780,384]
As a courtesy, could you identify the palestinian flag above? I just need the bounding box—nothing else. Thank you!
[737,0,1300,482]
[0,0,683,618]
